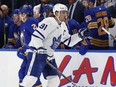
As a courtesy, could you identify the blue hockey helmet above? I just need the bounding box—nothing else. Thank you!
[12,9,19,15]
[43,4,53,13]
[19,5,33,16]
[87,0,95,4]
[43,4,54,17]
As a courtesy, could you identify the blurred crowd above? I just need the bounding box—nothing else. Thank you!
[0,0,116,51]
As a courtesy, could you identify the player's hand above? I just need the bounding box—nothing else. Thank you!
[17,46,27,59]
[2,45,13,49]
[78,27,91,39]
[79,39,90,55]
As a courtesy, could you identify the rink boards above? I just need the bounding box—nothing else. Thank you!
[0,49,116,87]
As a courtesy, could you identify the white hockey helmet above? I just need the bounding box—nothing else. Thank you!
[53,3,68,15]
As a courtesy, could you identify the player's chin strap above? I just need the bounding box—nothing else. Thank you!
[46,59,78,87]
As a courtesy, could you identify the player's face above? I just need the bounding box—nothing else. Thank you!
[19,13,26,22]
[12,14,20,24]
[88,1,94,8]
[59,11,68,22]
[82,0,88,8]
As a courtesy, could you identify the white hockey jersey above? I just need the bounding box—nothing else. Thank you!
[29,17,82,56]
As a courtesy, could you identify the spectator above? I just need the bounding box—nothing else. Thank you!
[68,0,85,24]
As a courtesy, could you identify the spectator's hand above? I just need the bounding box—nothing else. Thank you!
[79,39,90,55]
[78,27,91,39]
[17,47,27,59]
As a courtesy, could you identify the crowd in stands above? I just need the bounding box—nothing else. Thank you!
[0,0,116,52]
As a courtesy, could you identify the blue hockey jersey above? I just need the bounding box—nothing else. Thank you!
[20,17,38,46]
[84,6,115,49]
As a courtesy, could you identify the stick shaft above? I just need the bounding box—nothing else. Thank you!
[102,27,115,39]
[46,59,78,87]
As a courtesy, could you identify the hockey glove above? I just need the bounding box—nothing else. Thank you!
[17,46,27,59]
[78,27,91,39]
[79,39,90,55]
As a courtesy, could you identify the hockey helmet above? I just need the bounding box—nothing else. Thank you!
[53,3,68,15]
[12,9,19,15]
[43,4,53,13]
[19,5,33,16]
[87,0,95,4]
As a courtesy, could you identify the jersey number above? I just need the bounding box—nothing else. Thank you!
[97,17,109,35]
[39,23,48,30]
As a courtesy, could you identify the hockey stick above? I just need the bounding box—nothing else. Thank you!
[46,59,78,87]
[102,27,115,40]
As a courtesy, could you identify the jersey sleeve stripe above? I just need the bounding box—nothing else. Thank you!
[62,38,69,43]
[32,34,43,40]
[67,36,71,46]
[35,30,45,39]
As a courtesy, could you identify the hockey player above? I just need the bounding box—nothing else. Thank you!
[83,0,115,49]
[16,5,39,87]
[20,3,89,87]
[18,4,55,87]
[3,9,22,49]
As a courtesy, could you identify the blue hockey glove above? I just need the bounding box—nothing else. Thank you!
[2,45,13,49]
[79,39,90,55]
[78,27,91,39]
[17,46,27,59]
[113,39,116,47]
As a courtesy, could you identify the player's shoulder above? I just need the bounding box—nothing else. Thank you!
[68,19,79,25]
[94,6,107,12]
[33,4,41,9]
[26,17,38,24]
[40,17,56,25]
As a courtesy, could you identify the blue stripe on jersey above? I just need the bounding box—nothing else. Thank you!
[62,38,69,44]
[32,34,43,40]
[67,36,71,46]
[35,30,45,39]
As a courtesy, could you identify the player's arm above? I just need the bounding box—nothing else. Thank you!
[28,18,53,49]
[62,22,89,47]
[106,8,115,28]
[84,9,98,29]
